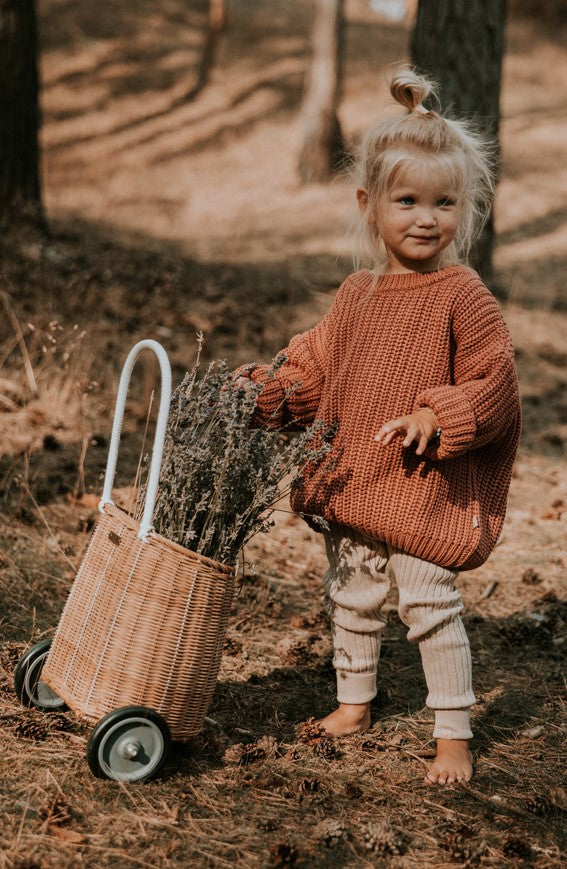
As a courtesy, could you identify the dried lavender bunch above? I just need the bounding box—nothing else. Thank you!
[150,346,332,566]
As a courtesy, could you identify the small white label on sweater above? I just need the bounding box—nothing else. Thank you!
[472,516,479,529]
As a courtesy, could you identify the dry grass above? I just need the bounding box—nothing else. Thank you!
[0,0,566,866]
[0,297,98,458]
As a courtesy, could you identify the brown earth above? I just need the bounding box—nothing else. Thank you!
[0,1,566,867]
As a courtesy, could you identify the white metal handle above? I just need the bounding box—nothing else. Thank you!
[99,340,172,541]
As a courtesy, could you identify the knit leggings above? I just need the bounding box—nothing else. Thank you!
[323,524,475,740]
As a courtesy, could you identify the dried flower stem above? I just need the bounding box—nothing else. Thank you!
[148,348,332,566]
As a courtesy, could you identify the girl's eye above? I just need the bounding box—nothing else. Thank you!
[399,196,415,205]
[438,197,455,207]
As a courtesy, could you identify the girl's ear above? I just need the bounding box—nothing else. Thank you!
[356,187,369,214]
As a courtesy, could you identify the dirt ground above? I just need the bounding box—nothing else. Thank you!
[0,1,566,867]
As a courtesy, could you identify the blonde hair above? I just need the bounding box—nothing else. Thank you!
[352,68,495,272]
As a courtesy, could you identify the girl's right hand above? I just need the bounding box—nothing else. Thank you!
[233,375,254,392]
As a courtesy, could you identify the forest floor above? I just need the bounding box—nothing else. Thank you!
[0,1,566,867]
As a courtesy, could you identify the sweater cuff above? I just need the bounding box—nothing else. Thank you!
[234,363,286,426]
[415,386,477,459]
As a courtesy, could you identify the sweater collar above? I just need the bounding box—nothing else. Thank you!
[359,265,467,292]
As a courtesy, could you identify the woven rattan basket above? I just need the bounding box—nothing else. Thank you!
[41,340,235,742]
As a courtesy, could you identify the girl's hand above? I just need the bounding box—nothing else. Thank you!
[233,375,254,392]
[374,407,440,456]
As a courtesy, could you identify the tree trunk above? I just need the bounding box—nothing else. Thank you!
[189,0,227,102]
[0,0,43,227]
[411,0,506,285]
[298,0,346,183]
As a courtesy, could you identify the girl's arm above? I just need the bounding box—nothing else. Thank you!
[234,334,324,429]
[234,280,346,428]
[413,280,521,461]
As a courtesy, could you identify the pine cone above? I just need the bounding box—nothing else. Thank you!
[287,640,315,666]
[260,818,280,833]
[316,818,345,847]
[224,742,248,764]
[294,718,338,757]
[363,820,406,856]
[225,735,279,765]
[521,567,541,585]
[438,832,469,862]
[298,777,321,795]
[344,782,363,799]
[12,861,44,869]
[503,837,532,860]
[15,717,48,741]
[223,636,242,656]
[242,744,267,764]
[525,794,554,816]
[255,735,279,758]
[47,712,76,734]
[270,842,298,865]
[296,717,325,744]
[39,796,73,827]
[313,735,339,759]
[297,777,327,805]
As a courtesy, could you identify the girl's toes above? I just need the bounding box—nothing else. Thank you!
[425,767,443,785]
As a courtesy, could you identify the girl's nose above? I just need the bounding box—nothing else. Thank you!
[415,209,436,226]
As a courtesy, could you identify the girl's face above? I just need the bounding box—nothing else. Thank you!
[357,160,463,274]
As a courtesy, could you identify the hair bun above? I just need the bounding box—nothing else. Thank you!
[390,69,434,113]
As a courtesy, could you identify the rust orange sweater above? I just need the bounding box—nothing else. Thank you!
[240,266,521,570]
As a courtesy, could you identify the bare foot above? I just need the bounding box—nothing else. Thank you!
[425,738,473,785]
[317,703,371,735]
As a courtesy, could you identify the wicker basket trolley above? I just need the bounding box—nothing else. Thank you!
[14,340,236,781]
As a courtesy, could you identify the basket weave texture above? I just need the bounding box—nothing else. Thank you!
[41,502,235,741]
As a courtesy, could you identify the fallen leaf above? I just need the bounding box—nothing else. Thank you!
[48,824,85,843]
[67,492,99,508]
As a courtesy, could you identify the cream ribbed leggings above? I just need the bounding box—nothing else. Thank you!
[323,524,475,740]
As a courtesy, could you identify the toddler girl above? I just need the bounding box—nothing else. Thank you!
[236,69,521,785]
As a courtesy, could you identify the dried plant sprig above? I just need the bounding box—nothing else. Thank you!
[150,349,333,566]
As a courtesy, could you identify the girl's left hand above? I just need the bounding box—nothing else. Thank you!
[374,407,440,456]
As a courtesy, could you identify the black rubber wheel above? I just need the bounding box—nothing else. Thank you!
[14,638,66,710]
[86,706,172,782]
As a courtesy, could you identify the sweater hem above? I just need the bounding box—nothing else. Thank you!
[292,498,489,569]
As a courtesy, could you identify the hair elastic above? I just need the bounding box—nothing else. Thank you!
[414,104,429,115]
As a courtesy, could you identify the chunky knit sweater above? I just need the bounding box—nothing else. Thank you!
[240,266,521,570]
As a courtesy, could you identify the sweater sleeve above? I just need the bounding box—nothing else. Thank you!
[235,279,346,428]
[414,278,521,460]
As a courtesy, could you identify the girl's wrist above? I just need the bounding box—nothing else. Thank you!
[418,406,439,429]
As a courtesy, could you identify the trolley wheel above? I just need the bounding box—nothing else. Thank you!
[14,638,66,710]
[86,706,172,782]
